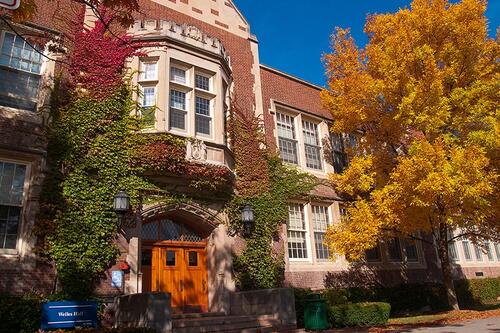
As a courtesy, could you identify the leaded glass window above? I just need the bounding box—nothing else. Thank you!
[170,90,187,130]
[142,219,203,242]
[195,74,210,91]
[195,96,211,135]
[170,66,186,84]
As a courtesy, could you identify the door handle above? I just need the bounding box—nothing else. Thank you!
[202,280,206,292]
[180,280,184,292]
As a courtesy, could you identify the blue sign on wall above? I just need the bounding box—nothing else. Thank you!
[41,301,98,330]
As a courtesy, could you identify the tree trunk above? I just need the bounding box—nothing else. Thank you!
[438,223,460,310]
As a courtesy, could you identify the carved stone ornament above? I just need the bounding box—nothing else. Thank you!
[188,138,207,161]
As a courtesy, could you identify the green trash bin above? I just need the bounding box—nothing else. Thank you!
[304,293,329,330]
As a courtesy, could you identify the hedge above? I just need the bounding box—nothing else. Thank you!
[328,302,391,327]
[322,283,449,315]
[454,278,500,307]
[0,293,43,333]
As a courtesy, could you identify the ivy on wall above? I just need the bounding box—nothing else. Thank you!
[37,9,232,298]
[227,106,317,290]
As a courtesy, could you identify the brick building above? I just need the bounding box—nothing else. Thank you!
[1,0,499,312]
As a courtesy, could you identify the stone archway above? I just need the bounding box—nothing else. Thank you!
[129,202,233,313]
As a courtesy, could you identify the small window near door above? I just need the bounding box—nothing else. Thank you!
[142,250,152,266]
[166,250,176,266]
[188,251,198,266]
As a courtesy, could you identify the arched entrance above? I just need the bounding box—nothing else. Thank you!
[141,218,209,313]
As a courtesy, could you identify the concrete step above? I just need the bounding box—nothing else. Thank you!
[172,311,226,320]
[172,314,283,333]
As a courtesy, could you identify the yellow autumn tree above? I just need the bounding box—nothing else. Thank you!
[321,0,499,310]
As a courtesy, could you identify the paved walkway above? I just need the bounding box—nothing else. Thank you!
[292,316,500,333]
[394,316,500,333]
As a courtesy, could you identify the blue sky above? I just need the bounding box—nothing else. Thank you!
[234,0,500,86]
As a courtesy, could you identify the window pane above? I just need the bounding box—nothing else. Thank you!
[387,238,402,261]
[312,205,329,232]
[495,243,500,261]
[305,145,322,170]
[142,62,157,80]
[195,115,211,135]
[195,97,210,116]
[0,67,40,111]
[0,206,21,249]
[287,230,307,259]
[474,244,483,261]
[188,251,198,266]
[287,204,304,230]
[404,239,419,262]
[170,67,186,84]
[0,162,26,206]
[365,244,381,262]
[276,113,295,139]
[302,121,319,146]
[314,232,329,260]
[278,138,298,164]
[448,241,459,261]
[170,108,186,130]
[166,250,176,266]
[485,242,494,261]
[170,90,186,110]
[1,32,42,74]
[142,87,155,106]
[195,74,210,91]
[462,240,472,261]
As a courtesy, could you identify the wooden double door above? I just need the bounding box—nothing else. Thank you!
[146,242,208,312]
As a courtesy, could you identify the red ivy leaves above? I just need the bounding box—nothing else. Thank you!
[67,8,143,98]
[130,140,233,191]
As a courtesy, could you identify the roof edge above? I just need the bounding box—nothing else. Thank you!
[260,64,325,91]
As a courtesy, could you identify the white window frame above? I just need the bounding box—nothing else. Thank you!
[302,119,323,171]
[195,72,211,92]
[286,203,311,262]
[194,95,212,137]
[170,65,188,85]
[139,60,158,81]
[169,88,189,133]
[276,112,299,165]
[311,204,331,261]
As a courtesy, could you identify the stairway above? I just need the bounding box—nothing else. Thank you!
[172,312,296,333]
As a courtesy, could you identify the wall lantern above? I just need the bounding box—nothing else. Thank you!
[113,190,130,227]
[241,204,255,237]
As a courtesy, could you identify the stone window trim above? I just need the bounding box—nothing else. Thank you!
[0,156,31,257]
[441,230,500,266]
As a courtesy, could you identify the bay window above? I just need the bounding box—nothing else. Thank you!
[169,89,187,130]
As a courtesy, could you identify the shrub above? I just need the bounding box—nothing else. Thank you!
[293,288,314,328]
[322,283,448,315]
[329,302,391,327]
[454,277,500,307]
[0,293,44,333]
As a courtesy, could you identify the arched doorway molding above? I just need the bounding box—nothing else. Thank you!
[141,202,224,238]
